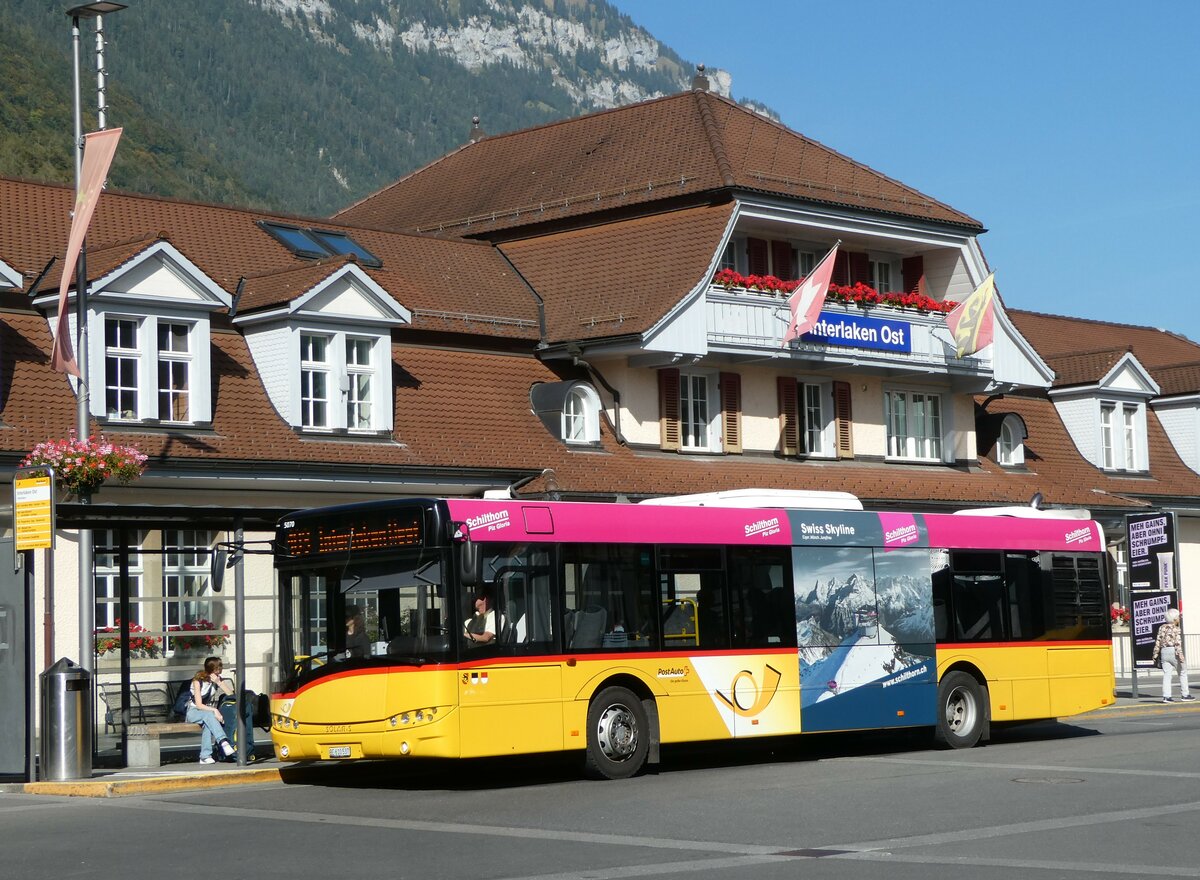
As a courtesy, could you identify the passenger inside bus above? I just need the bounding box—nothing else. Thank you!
[344,604,370,658]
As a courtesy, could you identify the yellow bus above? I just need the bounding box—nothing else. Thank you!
[269,491,1114,778]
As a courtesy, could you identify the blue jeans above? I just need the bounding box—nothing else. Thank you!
[220,698,255,751]
[185,705,228,759]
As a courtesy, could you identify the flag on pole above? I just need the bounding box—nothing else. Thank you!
[945,272,997,358]
[51,127,123,376]
[782,242,840,346]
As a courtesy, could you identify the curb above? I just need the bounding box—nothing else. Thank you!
[19,766,283,798]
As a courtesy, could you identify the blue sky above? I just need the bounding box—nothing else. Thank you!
[610,0,1200,344]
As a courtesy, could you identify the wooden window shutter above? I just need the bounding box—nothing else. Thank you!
[770,240,794,279]
[747,238,769,276]
[902,255,925,294]
[659,368,681,451]
[719,372,742,454]
[777,376,799,457]
[848,252,872,286]
[831,251,851,286]
[833,380,854,459]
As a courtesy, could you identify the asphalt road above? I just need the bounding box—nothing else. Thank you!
[6,705,1200,879]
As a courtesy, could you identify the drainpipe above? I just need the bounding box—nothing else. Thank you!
[496,249,546,348]
[572,355,627,446]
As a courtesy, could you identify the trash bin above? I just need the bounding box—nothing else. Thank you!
[39,658,92,781]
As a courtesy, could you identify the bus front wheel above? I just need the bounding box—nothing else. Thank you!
[935,672,986,749]
[584,686,649,780]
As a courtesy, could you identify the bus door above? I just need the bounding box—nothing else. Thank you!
[458,546,563,757]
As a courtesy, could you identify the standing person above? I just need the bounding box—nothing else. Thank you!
[1152,608,1195,703]
[344,604,371,658]
[184,657,237,764]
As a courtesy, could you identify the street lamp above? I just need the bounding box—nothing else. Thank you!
[67,1,125,673]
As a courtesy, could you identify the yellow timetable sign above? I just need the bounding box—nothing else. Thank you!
[15,474,53,551]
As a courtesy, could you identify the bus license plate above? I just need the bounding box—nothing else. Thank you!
[328,746,351,758]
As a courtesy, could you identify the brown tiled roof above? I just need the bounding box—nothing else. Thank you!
[1155,364,1200,397]
[235,256,358,315]
[1044,347,1130,388]
[501,204,735,341]
[1012,309,1200,392]
[0,177,540,341]
[334,91,982,237]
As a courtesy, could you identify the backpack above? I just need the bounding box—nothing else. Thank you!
[173,681,194,717]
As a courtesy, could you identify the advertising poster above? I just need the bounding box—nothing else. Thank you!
[1126,511,1177,591]
[1131,590,1176,668]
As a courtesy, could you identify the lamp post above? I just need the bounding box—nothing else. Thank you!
[67,1,125,673]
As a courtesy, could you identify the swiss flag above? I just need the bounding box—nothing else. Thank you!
[782,243,839,346]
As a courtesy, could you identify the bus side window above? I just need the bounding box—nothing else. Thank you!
[562,545,655,651]
[729,547,795,649]
[950,551,1005,641]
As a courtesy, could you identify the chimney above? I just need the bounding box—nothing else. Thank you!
[468,115,486,143]
[692,64,709,92]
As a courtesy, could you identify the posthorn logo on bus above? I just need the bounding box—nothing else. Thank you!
[1064,526,1093,545]
[744,516,781,539]
[466,510,511,533]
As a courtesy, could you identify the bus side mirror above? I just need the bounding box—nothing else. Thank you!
[210,548,228,592]
[459,538,479,588]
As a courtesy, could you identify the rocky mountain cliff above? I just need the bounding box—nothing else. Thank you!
[1,0,769,217]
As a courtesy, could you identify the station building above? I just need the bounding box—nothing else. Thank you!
[1,82,1197,766]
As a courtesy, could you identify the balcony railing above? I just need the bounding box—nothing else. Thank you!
[705,286,989,373]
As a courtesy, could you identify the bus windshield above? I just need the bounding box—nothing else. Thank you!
[280,553,452,689]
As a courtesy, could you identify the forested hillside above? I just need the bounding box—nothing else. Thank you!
[0,0,766,217]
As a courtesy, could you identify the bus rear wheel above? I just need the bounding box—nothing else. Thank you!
[584,686,649,780]
[935,671,986,749]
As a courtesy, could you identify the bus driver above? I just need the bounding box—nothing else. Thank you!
[464,586,498,645]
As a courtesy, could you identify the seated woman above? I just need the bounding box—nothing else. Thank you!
[183,657,236,765]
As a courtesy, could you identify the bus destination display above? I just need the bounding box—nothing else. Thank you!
[280,510,423,558]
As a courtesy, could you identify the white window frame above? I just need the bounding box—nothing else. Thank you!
[94,529,145,629]
[797,251,816,278]
[104,316,141,421]
[998,414,1026,467]
[157,320,192,423]
[163,529,216,655]
[95,311,208,424]
[885,388,944,462]
[345,336,374,432]
[1099,400,1145,472]
[296,326,388,433]
[300,332,332,429]
[562,384,602,445]
[871,260,892,294]
[795,380,834,458]
[679,370,721,452]
[719,240,739,273]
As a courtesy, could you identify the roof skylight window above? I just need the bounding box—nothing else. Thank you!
[259,221,382,268]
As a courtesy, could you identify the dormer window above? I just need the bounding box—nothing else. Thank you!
[101,314,204,423]
[563,385,601,444]
[1100,401,1142,471]
[997,414,1026,467]
[531,380,603,446]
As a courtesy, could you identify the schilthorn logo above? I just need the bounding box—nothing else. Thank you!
[466,510,511,531]
[1065,526,1092,545]
[745,517,781,538]
[884,524,919,546]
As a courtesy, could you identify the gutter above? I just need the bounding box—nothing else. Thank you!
[496,248,547,348]
[572,355,627,446]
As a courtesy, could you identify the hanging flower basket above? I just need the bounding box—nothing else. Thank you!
[21,433,147,498]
